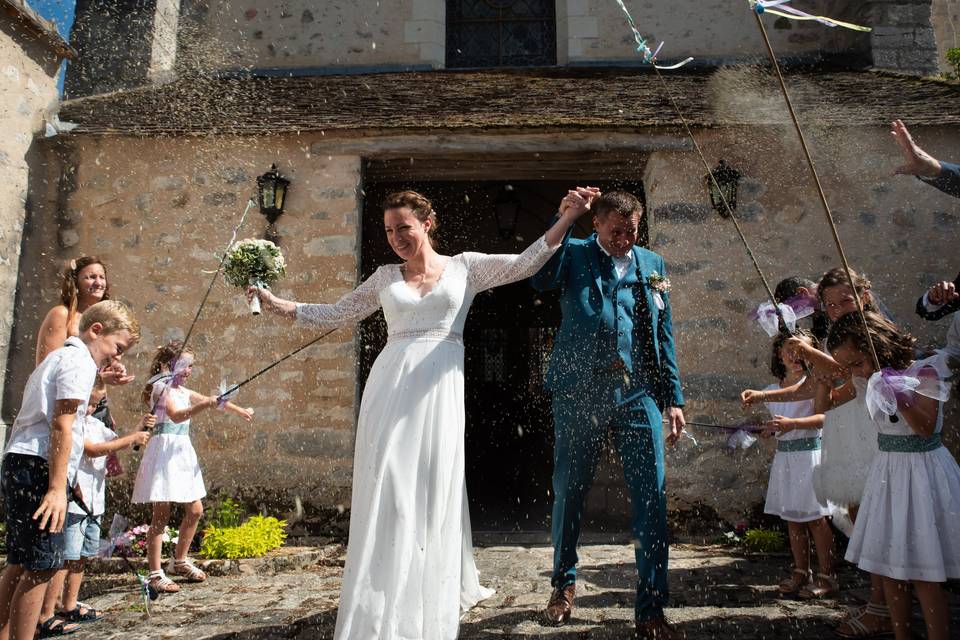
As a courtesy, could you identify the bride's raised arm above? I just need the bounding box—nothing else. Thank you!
[248,265,390,328]
[463,188,593,293]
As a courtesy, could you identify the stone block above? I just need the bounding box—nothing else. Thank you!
[274,428,354,458]
[58,229,80,248]
[681,373,759,402]
[871,47,900,69]
[419,42,444,65]
[653,203,712,223]
[403,20,443,45]
[150,175,186,191]
[567,16,598,40]
[303,234,356,257]
[203,192,238,206]
[411,0,440,21]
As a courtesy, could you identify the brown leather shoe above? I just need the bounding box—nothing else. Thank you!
[543,584,575,626]
[635,617,684,640]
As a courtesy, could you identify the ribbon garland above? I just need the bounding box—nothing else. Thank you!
[613,0,693,69]
[753,1,872,32]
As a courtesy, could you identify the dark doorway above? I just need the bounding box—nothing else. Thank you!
[359,179,647,531]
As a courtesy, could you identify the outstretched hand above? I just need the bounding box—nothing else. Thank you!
[891,120,941,178]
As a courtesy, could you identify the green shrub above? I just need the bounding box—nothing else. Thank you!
[200,515,287,559]
[948,48,960,79]
[205,496,245,529]
[741,528,786,553]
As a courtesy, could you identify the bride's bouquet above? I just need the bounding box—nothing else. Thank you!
[223,238,286,315]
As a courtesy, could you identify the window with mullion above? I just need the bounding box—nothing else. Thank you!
[446,0,557,68]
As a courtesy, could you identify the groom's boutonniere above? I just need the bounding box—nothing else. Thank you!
[646,271,671,310]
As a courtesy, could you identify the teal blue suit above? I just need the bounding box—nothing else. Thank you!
[531,226,683,623]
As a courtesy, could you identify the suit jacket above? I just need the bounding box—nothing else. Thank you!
[531,227,684,410]
[916,271,960,321]
[919,161,960,199]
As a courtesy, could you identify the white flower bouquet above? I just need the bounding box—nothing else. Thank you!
[223,238,286,315]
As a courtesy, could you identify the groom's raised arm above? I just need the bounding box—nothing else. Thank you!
[531,215,574,292]
[655,256,684,409]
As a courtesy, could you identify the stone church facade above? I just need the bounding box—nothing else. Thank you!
[3,0,959,528]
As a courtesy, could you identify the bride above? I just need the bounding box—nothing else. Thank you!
[249,188,593,639]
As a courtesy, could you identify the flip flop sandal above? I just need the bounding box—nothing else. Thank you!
[61,604,103,623]
[37,616,80,638]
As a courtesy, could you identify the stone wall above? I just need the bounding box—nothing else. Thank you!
[7,136,363,508]
[932,0,960,74]
[0,12,66,442]
[865,0,940,75]
[9,124,959,524]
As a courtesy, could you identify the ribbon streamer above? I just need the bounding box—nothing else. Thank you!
[749,292,817,337]
[727,429,758,450]
[613,0,693,69]
[217,378,239,409]
[864,351,953,420]
[753,1,872,32]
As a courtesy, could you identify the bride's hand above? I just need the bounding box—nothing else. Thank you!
[246,285,275,311]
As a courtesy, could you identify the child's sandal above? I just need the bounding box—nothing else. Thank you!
[61,604,103,623]
[798,572,838,600]
[37,616,80,638]
[169,558,207,582]
[148,570,181,593]
[834,603,893,638]
[777,568,811,596]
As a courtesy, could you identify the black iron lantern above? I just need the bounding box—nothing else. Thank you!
[493,185,521,239]
[257,164,290,224]
[705,160,742,218]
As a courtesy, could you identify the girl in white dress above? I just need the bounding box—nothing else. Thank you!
[133,341,254,594]
[756,330,835,598]
[826,311,960,640]
[250,189,591,640]
[743,269,893,637]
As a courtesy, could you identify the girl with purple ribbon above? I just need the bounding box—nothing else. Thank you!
[756,330,836,599]
[132,341,254,594]
[826,312,959,640]
[742,268,892,636]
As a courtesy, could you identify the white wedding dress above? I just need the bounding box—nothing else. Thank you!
[296,236,556,640]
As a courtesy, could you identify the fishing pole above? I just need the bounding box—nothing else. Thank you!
[749,7,882,374]
[216,328,339,402]
[141,198,257,446]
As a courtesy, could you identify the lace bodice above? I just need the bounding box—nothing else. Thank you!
[296,236,555,339]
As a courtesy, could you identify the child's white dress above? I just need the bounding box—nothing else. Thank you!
[132,385,206,503]
[763,386,832,522]
[845,388,960,581]
[813,389,878,508]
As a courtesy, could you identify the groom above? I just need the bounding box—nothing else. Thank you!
[531,188,685,640]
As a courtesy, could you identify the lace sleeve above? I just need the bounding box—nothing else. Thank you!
[462,236,557,293]
[295,266,389,327]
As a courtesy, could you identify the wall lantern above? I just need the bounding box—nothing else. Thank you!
[493,184,521,239]
[257,164,290,225]
[705,159,741,218]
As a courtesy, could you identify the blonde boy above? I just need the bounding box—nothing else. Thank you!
[0,301,139,640]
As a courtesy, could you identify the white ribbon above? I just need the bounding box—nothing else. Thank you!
[864,351,953,420]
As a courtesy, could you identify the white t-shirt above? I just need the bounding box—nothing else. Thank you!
[68,416,116,516]
[5,336,98,481]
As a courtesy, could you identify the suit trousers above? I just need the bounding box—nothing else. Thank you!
[549,373,668,622]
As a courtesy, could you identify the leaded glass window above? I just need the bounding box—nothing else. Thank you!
[446,0,557,68]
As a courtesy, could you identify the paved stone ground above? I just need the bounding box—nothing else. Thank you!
[66,541,958,639]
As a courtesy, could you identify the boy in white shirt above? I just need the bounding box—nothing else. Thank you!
[0,301,139,640]
[37,378,154,629]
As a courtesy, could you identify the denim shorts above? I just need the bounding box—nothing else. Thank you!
[1,454,66,571]
[63,512,101,561]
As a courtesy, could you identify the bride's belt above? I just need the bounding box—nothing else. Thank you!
[387,329,463,345]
